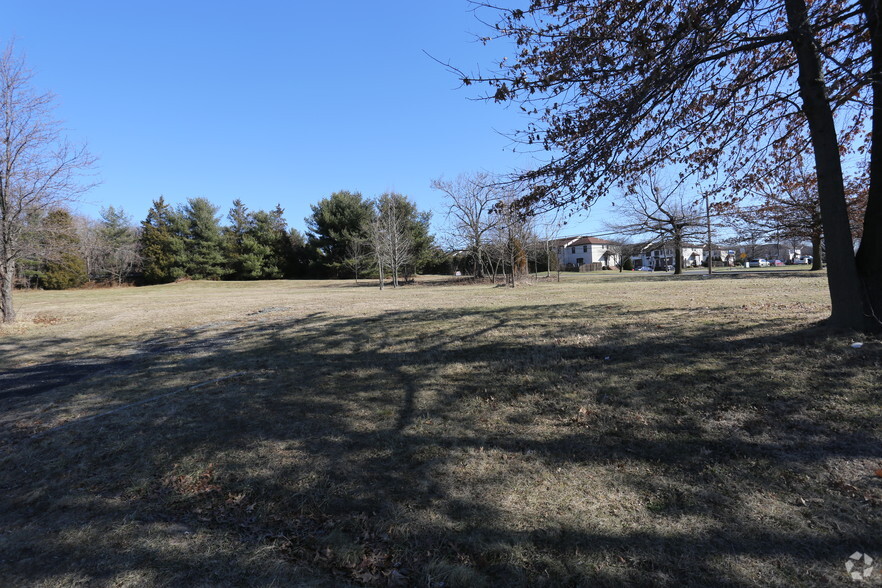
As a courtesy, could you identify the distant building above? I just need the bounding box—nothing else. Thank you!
[632,244,704,269]
[703,249,737,266]
[730,244,811,263]
[548,236,618,270]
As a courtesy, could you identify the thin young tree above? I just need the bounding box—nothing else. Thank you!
[342,233,370,284]
[490,197,535,287]
[537,210,564,279]
[0,43,94,322]
[369,211,388,290]
[373,193,414,289]
[73,214,103,280]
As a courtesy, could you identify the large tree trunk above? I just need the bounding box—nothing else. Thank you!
[811,228,823,272]
[473,244,483,279]
[673,237,683,275]
[1,259,16,323]
[856,0,882,331]
[786,0,867,331]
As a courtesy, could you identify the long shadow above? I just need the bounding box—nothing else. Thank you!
[0,359,135,400]
[1,301,879,586]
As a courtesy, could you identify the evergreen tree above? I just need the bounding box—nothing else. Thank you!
[225,201,289,280]
[41,209,88,289]
[224,199,250,280]
[306,191,373,276]
[98,206,140,284]
[140,196,186,284]
[181,197,226,280]
[285,228,312,277]
[244,206,288,279]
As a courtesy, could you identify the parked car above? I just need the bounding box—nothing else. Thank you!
[770,259,784,266]
[792,257,810,264]
[637,266,654,272]
[746,258,769,267]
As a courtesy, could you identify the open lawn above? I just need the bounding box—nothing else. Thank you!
[1,271,880,586]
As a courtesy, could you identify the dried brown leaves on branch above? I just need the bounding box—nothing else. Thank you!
[465,0,867,207]
[461,0,880,331]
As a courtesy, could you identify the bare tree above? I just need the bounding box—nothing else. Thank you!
[368,214,387,290]
[536,210,564,280]
[432,172,501,279]
[605,237,643,272]
[73,214,103,280]
[728,213,771,264]
[0,43,94,322]
[342,233,370,284]
[488,197,536,287]
[370,193,414,289]
[734,153,866,271]
[607,174,705,275]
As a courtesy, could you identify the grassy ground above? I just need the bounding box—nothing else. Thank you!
[1,271,880,587]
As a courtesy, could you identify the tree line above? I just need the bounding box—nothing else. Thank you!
[13,177,570,294]
[10,190,453,291]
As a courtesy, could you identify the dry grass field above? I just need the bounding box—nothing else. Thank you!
[1,270,880,586]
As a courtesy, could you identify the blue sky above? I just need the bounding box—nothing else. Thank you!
[3,1,613,239]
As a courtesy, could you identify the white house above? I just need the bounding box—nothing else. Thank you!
[703,249,737,266]
[550,236,618,269]
[632,244,704,269]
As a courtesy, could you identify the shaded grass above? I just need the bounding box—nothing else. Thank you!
[1,273,880,586]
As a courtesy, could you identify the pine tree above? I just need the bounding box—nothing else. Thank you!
[140,196,185,284]
[98,206,139,284]
[225,201,289,280]
[181,197,226,280]
[306,191,373,276]
[41,209,88,289]
[224,199,250,280]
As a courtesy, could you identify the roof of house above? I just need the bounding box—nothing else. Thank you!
[550,235,614,247]
[642,242,705,251]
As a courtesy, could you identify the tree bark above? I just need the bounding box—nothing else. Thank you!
[786,0,867,330]
[1,259,16,323]
[856,0,882,330]
[811,228,823,272]
[673,234,683,275]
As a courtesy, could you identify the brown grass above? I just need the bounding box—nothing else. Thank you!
[1,270,880,586]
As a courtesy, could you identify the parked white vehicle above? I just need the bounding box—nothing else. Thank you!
[747,258,769,267]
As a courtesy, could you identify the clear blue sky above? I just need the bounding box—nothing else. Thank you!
[3,1,611,238]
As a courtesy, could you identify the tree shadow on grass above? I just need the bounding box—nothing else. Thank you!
[1,301,880,586]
